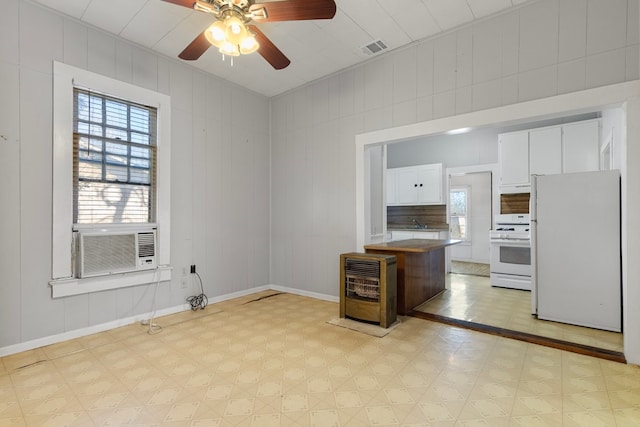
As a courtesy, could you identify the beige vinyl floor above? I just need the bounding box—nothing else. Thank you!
[1,290,640,426]
[414,273,624,354]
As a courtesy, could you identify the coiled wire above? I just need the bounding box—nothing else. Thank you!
[186,271,208,310]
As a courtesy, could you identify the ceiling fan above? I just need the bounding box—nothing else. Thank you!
[163,0,337,70]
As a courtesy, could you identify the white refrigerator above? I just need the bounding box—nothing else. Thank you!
[530,170,621,332]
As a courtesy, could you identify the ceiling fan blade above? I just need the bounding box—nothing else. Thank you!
[249,0,336,22]
[161,0,196,9]
[178,31,212,60]
[247,25,290,70]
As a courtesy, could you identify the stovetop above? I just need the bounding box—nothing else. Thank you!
[491,214,530,240]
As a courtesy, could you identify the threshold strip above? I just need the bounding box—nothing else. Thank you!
[408,310,626,364]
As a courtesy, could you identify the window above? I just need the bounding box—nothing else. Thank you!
[51,62,171,297]
[450,187,469,240]
[73,89,157,224]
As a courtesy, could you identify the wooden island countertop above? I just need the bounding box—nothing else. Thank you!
[363,239,461,315]
[364,239,461,253]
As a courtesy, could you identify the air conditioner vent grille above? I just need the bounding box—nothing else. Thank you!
[361,39,388,56]
[138,232,156,258]
[82,234,136,276]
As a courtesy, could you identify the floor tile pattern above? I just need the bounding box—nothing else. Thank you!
[415,274,624,353]
[450,262,490,277]
[1,291,639,426]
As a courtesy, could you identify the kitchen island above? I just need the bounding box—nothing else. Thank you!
[363,239,461,315]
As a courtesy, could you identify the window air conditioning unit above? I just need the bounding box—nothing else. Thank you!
[77,229,157,278]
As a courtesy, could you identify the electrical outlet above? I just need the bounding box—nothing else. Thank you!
[181,276,188,289]
[190,264,196,274]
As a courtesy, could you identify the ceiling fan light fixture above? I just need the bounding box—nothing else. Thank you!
[219,40,240,57]
[204,21,226,47]
[224,16,248,45]
[239,34,259,54]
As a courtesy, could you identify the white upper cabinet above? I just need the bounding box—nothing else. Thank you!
[499,131,530,188]
[499,119,600,192]
[417,166,442,204]
[562,120,600,173]
[396,168,421,204]
[387,163,443,206]
[530,126,562,176]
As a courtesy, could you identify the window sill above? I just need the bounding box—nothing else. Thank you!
[49,266,172,298]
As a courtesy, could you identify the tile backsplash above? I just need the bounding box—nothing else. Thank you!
[387,205,447,229]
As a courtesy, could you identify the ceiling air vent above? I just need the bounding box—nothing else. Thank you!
[361,39,388,56]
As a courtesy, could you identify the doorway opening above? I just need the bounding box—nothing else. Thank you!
[356,82,639,362]
[447,169,493,277]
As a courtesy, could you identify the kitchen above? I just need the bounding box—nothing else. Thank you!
[359,102,626,356]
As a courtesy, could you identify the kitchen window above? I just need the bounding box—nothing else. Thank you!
[50,62,172,297]
[450,187,469,240]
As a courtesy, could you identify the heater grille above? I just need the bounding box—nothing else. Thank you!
[344,258,380,278]
[340,253,397,328]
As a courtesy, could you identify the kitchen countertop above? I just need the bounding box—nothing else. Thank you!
[364,239,461,315]
[364,238,461,253]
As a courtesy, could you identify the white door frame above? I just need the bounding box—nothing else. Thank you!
[355,80,640,364]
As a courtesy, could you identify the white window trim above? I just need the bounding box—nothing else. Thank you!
[450,186,470,242]
[50,61,171,297]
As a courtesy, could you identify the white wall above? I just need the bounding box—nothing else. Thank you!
[271,0,639,298]
[0,0,270,351]
[387,128,500,169]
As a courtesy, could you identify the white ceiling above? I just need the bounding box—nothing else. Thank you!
[34,0,531,97]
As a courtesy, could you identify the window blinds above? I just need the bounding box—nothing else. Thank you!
[73,89,157,224]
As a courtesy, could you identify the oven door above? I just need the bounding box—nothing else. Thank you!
[490,238,531,276]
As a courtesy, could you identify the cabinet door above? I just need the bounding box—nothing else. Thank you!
[499,132,530,186]
[417,165,442,204]
[530,126,562,176]
[396,168,419,204]
[386,169,397,205]
[562,120,600,173]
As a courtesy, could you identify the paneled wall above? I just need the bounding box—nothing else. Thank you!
[270,0,639,297]
[0,0,270,350]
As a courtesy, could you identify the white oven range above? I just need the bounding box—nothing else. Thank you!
[489,214,531,291]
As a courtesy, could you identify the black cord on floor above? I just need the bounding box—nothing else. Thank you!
[243,292,284,304]
[186,271,208,311]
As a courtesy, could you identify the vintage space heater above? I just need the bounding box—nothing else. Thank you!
[340,252,397,328]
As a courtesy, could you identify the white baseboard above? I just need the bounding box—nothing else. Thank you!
[0,284,339,358]
[269,285,339,303]
[0,303,188,358]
